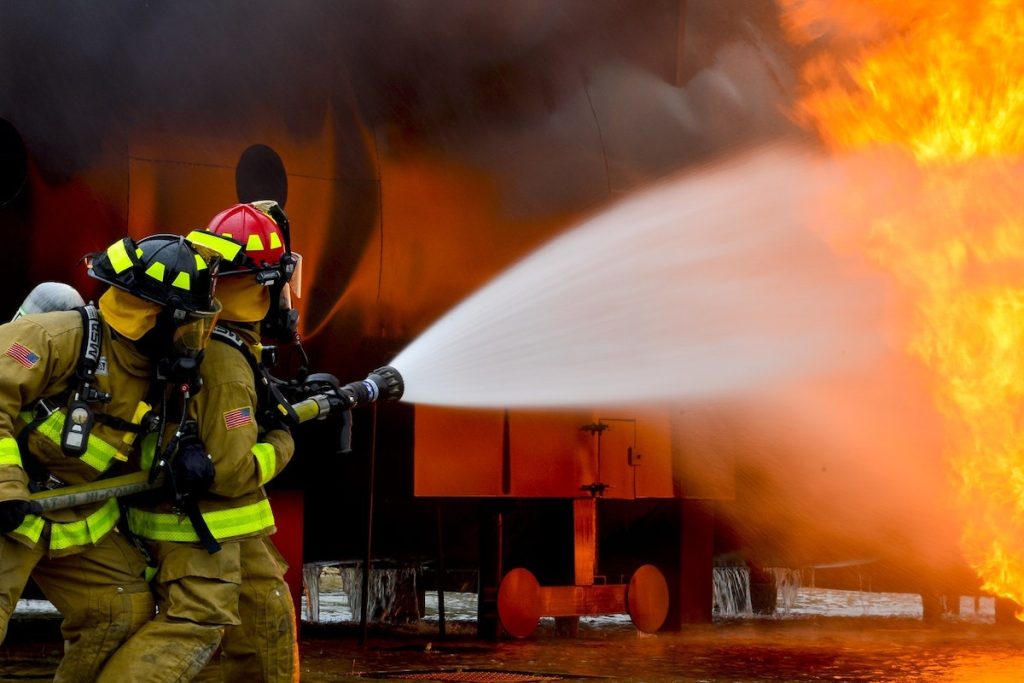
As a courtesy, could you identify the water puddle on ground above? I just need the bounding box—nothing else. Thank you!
[4,585,1022,681]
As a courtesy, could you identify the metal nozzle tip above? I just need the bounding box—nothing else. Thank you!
[369,365,404,402]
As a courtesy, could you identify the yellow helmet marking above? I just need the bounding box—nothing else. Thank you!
[269,231,282,249]
[144,262,166,282]
[186,229,242,262]
[171,271,191,290]
[194,254,207,271]
[246,234,265,252]
[106,240,134,274]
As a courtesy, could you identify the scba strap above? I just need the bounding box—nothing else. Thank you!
[77,305,102,379]
[59,305,110,457]
[211,325,296,427]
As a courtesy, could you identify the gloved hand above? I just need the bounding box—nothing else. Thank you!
[170,431,215,499]
[259,406,293,435]
[0,500,31,534]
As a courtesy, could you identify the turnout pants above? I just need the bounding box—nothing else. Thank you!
[218,536,297,682]
[99,535,297,683]
[0,529,154,682]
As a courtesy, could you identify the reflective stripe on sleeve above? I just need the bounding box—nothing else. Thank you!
[0,437,22,468]
[251,442,276,487]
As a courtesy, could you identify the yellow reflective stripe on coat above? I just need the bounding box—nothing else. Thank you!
[31,411,123,472]
[11,498,120,549]
[252,442,276,486]
[0,437,21,467]
[139,433,158,471]
[49,498,121,551]
[127,499,275,543]
[11,512,45,543]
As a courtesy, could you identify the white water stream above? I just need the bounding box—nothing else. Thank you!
[393,143,884,408]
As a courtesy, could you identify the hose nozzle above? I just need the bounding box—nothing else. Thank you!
[337,365,405,409]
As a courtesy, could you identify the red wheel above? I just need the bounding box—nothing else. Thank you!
[626,564,669,633]
[497,568,542,638]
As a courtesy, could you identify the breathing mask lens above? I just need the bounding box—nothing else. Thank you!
[171,300,222,358]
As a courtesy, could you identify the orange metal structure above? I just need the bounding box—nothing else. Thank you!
[416,406,732,635]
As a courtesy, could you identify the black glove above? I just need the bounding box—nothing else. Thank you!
[170,432,215,499]
[259,407,292,435]
[0,500,31,534]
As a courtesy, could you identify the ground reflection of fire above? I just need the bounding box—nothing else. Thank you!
[781,1,1024,613]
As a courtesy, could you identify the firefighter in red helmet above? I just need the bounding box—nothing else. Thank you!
[0,234,220,681]
[100,202,301,682]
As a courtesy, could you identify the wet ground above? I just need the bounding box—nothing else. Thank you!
[5,616,1024,681]
[300,619,1024,682]
[2,587,1022,681]
[4,617,1024,679]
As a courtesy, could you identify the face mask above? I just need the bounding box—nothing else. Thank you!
[171,300,222,359]
[261,282,299,343]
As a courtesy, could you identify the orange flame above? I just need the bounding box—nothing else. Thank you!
[781,0,1024,612]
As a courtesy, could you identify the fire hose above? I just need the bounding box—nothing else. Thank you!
[27,365,404,513]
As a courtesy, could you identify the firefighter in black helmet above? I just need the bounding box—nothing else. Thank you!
[0,233,220,681]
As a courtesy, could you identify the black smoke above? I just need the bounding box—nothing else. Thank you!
[0,0,799,188]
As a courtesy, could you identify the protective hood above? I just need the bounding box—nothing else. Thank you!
[215,274,270,323]
[98,287,162,341]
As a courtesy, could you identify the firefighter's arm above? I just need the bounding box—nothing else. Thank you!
[252,426,294,485]
[194,379,293,498]
[0,318,71,501]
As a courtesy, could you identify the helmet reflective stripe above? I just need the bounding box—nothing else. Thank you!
[250,227,285,254]
[186,229,244,263]
[106,239,135,274]
[145,261,165,282]
[171,272,191,290]
[246,234,266,252]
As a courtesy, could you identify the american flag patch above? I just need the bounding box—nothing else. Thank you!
[223,406,253,430]
[6,342,39,369]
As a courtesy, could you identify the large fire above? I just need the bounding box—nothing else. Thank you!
[781,0,1024,611]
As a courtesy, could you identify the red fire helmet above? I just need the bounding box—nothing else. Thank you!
[204,200,301,297]
[206,201,286,270]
